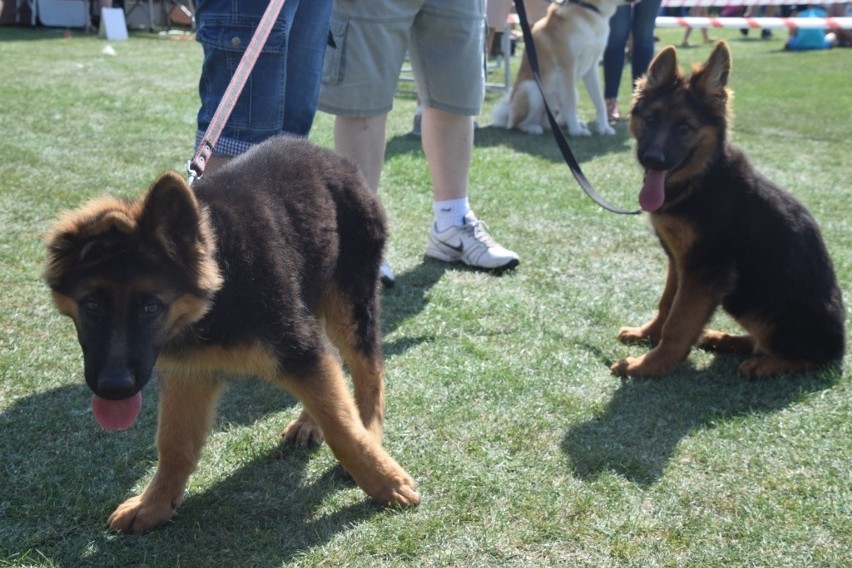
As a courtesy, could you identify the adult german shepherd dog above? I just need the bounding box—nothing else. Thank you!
[44,136,420,533]
[611,41,845,378]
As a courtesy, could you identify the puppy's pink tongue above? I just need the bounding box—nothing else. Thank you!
[639,169,667,212]
[91,392,142,431]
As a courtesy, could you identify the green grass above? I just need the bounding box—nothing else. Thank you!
[1,25,850,567]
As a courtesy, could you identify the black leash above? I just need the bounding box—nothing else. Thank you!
[513,0,639,215]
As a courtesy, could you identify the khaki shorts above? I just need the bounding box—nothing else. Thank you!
[318,0,485,117]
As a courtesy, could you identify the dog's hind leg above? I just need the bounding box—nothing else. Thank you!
[735,316,827,378]
[282,409,324,447]
[280,352,419,507]
[697,330,755,354]
[108,374,224,534]
[738,356,817,378]
[318,284,385,443]
[512,81,546,135]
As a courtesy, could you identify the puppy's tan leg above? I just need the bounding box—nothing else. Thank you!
[612,274,720,377]
[346,353,385,443]
[319,285,385,442]
[698,330,755,354]
[284,285,385,447]
[280,352,419,507]
[108,375,223,534]
[618,257,678,345]
[734,318,816,378]
[738,356,816,378]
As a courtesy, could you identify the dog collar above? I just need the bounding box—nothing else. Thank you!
[565,0,601,14]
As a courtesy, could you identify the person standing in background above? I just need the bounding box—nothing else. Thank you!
[319,0,520,287]
[194,0,333,174]
[603,0,663,123]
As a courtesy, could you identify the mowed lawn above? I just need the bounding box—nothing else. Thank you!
[0,24,850,567]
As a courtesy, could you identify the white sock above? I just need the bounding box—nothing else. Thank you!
[433,198,470,232]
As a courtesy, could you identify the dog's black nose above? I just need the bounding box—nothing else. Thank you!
[641,149,667,170]
[97,368,137,399]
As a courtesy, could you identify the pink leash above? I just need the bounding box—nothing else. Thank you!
[187,0,288,185]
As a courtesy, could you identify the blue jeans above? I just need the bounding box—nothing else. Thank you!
[195,0,332,156]
[603,0,662,100]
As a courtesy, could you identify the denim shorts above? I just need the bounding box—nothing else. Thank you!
[317,0,485,117]
[195,0,332,156]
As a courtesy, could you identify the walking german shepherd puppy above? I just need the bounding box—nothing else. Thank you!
[611,41,845,378]
[44,136,420,533]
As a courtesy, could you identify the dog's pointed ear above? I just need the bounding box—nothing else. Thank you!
[139,171,203,263]
[43,195,139,290]
[644,46,680,91]
[138,172,222,294]
[693,40,731,96]
[690,40,732,118]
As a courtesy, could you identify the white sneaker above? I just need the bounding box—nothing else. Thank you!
[379,259,395,288]
[425,213,520,270]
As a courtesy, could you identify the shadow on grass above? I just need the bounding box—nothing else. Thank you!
[0,377,387,565]
[473,124,633,164]
[561,355,842,486]
[381,257,519,357]
[383,121,633,166]
[380,259,447,357]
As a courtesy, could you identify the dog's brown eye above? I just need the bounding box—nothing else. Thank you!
[678,123,693,136]
[142,301,162,316]
[83,299,101,314]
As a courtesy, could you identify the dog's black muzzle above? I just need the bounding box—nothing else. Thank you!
[85,363,152,401]
[639,148,669,171]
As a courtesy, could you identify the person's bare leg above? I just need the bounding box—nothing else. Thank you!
[420,106,472,202]
[334,115,388,194]
[333,114,397,285]
[335,108,470,203]
[420,106,520,270]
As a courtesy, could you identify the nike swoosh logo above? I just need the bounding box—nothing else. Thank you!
[442,241,463,253]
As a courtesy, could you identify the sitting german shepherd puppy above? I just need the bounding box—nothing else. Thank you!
[44,136,420,533]
[611,41,845,378]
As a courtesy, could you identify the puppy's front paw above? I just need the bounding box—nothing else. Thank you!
[610,355,647,377]
[611,353,677,377]
[617,326,655,345]
[107,495,175,534]
[373,472,421,509]
[282,413,324,448]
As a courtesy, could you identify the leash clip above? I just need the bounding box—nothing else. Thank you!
[186,160,200,186]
